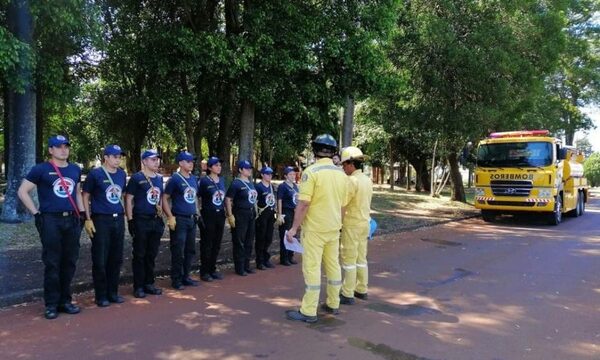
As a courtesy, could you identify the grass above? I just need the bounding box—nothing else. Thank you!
[370,184,478,235]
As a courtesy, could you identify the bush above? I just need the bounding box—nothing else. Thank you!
[584,152,600,187]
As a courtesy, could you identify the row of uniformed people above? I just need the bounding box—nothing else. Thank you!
[17,136,301,319]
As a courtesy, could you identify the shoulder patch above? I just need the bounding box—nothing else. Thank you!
[301,173,308,182]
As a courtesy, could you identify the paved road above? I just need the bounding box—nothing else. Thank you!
[0,196,598,360]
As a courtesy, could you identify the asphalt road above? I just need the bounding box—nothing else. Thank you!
[0,196,598,360]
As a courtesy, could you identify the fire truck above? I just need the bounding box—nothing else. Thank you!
[474,130,588,225]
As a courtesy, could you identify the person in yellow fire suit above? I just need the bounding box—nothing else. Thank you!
[338,146,373,305]
[285,134,349,323]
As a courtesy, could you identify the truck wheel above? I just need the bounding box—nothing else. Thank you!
[570,193,582,217]
[482,210,495,222]
[548,195,562,226]
[579,192,585,216]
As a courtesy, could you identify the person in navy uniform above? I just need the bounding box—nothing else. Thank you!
[277,166,299,266]
[162,151,200,290]
[18,135,85,319]
[125,149,165,298]
[82,144,127,307]
[225,160,258,276]
[255,166,276,270]
[198,156,226,282]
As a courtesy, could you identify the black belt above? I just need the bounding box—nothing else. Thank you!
[133,214,160,219]
[43,211,75,217]
[174,214,196,219]
[93,213,123,218]
[233,207,254,212]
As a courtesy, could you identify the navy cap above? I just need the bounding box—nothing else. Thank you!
[207,156,222,167]
[104,144,125,156]
[141,149,161,160]
[237,160,253,170]
[260,166,274,175]
[176,151,195,162]
[48,135,70,148]
[283,166,296,175]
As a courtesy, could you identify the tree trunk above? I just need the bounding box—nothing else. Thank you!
[389,142,395,190]
[238,98,255,162]
[410,158,431,193]
[341,96,354,147]
[448,152,466,202]
[217,85,236,178]
[1,0,36,223]
[565,124,575,146]
[430,139,438,197]
[406,160,411,190]
[2,86,9,179]
[194,80,210,159]
[35,78,44,163]
[126,112,148,173]
[181,74,195,152]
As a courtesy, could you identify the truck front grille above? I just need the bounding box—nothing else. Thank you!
[490,180,532,197]
[487,201,536,207]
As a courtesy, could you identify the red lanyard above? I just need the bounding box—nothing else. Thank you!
[49,161,80,218]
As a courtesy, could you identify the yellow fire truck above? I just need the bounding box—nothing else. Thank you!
[474,130,588,225]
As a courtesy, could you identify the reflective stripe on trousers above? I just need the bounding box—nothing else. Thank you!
[340,224,369,297]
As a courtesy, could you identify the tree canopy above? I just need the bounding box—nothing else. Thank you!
[1,0,598,220]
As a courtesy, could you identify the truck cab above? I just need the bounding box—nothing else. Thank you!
[474,130,588,225]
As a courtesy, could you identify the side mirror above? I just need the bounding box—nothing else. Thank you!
[557,148,568,160]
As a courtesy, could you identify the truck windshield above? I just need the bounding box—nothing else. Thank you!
[477,141,553,167]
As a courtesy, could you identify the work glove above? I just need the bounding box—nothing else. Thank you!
[84,219,96,238]
[167,216,177,231]
[128,219,136,238]
[227,215,236,229]
[34,212,43,236]
[275,214,285,226]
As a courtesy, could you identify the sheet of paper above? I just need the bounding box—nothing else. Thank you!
[283,230,304,253]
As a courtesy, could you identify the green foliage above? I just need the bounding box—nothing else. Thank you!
[0,5,35,92]
[584,152,600,187]
[576,136,594,158]
[1,0,597,183]
[520,0,600,144]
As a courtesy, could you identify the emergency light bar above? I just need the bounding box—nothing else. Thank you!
[489,130,550,138]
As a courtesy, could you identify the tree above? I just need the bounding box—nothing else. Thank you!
[576,135,594,158]
[541,0,600,145]
[386,0,568,201]
[584,152,600,187]
[1,0,36,223]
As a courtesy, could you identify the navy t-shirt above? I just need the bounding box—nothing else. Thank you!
[83,167,126,215]
[125,172,163,215]
[256,181,276,211]
[198,175,225,212]
[25,162,82,213]
[164,172,198,216]
[277,182,298,210]
[226,178,257,210]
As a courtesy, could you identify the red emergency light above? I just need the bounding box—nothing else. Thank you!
[489,130,550,138]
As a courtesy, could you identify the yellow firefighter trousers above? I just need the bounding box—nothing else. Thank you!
[299,230,342,316]
[340,224,370,297]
